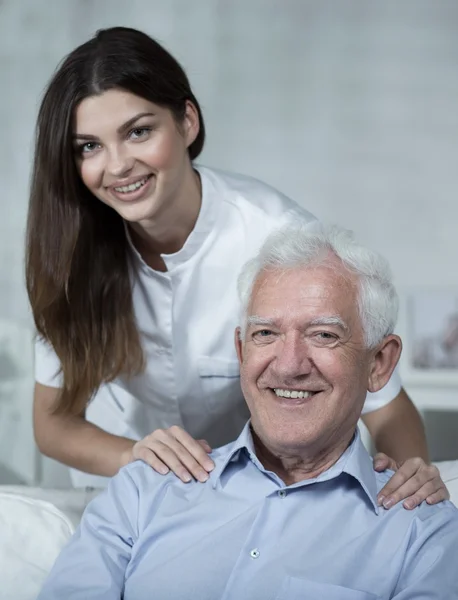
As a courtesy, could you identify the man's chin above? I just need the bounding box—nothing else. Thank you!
[253,422,321,456]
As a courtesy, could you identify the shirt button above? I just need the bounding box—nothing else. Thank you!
[250,548,260,559]
[278,490,287,498]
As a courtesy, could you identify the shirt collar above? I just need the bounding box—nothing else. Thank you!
[211,422,261,485]
[213,422,379,514]
[125,165,219,272]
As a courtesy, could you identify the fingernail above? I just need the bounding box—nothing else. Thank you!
[182,472,192,483]
[205,461,215,471]
[374,461,383,470]
[403,499,415,510]
[377,495,385,506]
[198,472,209,483]
[158,466,169,475]
[383,498,395,509]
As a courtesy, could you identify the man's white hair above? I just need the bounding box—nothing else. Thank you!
[237,223,398,348]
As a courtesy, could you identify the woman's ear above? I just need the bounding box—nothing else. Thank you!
[183,100,200,148]
[367,334,402,393]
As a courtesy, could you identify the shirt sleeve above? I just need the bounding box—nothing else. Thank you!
[34,336,63,387]
[361,365,402,415]
[393,503,458,598]
[37,465,140,599]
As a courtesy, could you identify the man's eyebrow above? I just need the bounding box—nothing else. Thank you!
[73,112,156,140]
[246,316,278,328]
[309,316,349,331]
[246,315,349,331]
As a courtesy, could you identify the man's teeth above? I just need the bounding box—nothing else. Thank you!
[114,176,149,193]
[273,389,312,399]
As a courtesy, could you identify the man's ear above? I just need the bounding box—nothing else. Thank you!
[234,327,244,366]
[367,334,402,393]
[183,100,200,148]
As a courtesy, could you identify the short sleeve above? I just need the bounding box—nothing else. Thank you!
[34,336,63,388]
[361,366,402,415]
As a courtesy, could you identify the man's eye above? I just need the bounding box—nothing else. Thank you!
[252,329,274,341]
[315,332,338,343]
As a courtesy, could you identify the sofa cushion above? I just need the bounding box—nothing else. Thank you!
[0,491,74,600]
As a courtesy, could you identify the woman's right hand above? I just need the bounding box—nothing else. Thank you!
[122,426,215,483]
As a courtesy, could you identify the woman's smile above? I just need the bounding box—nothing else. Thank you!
[108,174,155,203]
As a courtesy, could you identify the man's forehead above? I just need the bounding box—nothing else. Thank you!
[246,266,360,333]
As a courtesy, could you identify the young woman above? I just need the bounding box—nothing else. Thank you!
[27,27,446,507]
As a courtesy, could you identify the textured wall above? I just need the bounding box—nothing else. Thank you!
[1,0,457,484]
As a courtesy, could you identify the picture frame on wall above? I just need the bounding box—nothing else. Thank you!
[397,288,458,387]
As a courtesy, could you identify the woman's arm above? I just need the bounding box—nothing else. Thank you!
[363,388,449,509]
[33,382,135,476]
[362,387,429,462]
[34,383,214,480]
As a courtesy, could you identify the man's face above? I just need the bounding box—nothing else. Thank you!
[236,260,374,457]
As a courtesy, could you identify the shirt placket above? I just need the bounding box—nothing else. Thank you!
[150,272,181,425]
[220,489,290,600]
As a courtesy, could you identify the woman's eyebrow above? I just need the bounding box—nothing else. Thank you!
[73,111,156,140]
[116,111,156,134]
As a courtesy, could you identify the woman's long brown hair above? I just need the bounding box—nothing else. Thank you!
[26,27,205,415]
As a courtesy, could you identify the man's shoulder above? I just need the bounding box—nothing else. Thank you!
[117,459,175,491]
[373,468,458,526]
[117,438,239,492]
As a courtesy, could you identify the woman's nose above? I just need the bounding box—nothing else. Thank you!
[106,147,134,178]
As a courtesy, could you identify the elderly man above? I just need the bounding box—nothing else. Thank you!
[39,225,458,599]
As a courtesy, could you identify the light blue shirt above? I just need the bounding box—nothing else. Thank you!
[39,425,458,599]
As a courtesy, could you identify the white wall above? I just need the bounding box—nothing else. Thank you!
[1,0,457,484]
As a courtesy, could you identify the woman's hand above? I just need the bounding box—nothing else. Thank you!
[122,426,215,483]
[374,453,449,510]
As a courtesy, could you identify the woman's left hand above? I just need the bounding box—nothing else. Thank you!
[374,453,450,510]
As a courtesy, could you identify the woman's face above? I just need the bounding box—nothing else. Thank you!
[73,89,199,225]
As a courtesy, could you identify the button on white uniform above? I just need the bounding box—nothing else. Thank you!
[250,548,260,559]
[278,489,287,498]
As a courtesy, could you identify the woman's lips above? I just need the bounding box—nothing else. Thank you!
[109,174,154,202]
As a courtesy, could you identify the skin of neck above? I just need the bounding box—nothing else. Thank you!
[128,164,202,259]
[251,426,356,486]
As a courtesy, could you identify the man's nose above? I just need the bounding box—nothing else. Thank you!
[106,146,134,178]
[272,333,313,379]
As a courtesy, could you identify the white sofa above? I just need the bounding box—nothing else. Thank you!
[1,462,457,600]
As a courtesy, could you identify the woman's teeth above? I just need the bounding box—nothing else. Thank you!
[114,176,150,193]
[273,389,312,399]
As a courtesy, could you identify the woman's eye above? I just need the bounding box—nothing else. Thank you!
[129,127,151,140]
[76,141,100,155]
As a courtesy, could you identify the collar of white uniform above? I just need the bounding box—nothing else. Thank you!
[124,164,220,273]
[212,421,380,514]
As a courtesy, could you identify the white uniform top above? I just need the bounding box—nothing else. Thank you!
[35,166,401,487]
